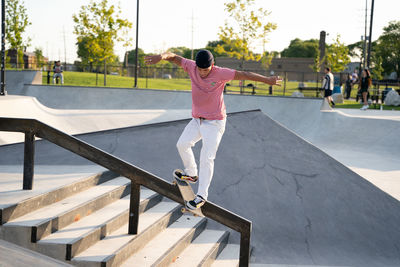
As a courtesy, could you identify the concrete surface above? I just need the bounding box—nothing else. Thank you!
[2,86,399,202]
[0,95,191,145]
[0,239,73,267]
[0,70,42,95]
[2,85,400,266]
[0,165,105,210]
[1,111,400,266]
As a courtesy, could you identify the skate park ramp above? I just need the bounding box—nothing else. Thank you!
[0,95,191,145]
[0,70,42,94]
[6,85,400,201]
[1,110,400,266]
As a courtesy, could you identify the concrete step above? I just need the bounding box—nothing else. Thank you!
[72,201,183,267]
[2,176,130,247]
[0,239,74,267]
[121,214,207,267]
[0,169,118,225]
[36,188,162,261]
[211,244,240,267]
[171,229,230,266]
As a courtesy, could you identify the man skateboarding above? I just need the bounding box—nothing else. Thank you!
[145,50,281,210]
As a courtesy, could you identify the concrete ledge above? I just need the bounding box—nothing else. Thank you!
[173,229,230,266]
[0,170,118,225]
[72,201,181,267]
[2,177,130,246]
[0,239,73,267]
[121,215,207,266]
[36,190,162,261]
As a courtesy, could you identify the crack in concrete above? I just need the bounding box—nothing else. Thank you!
[293,175,303,201]
[304,216,316,264]
[219,161,267,194]
[270,174,284,186]
[267,163,318,179]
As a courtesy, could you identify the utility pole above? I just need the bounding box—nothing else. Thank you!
[366,0,375,69]
[363,0,368,69]
[191,10,194,60]
[63,26,67,68]
[134,0,139,88]
[1,0,6,96]
[319,31,326,72]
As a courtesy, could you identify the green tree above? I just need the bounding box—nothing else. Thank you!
[371,54,384,80]
[76,36,92,71]
[325,35,351,73]
[310,49,324,73]
[217,0,277,68]
[207,39,241,58]
[33,48,44,69]
[5,0,31,68]
[376,21,400,77]
[262,50,279,71]
[168,47,191,58]
[73,0,132,85]
[281,38,319,58]
[347,40,364,63]
[126,48,145,66]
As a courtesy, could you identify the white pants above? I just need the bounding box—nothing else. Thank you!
[176,118,226,200]
[53,73,64,84]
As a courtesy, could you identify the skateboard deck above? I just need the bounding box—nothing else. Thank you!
[173,170,204,217]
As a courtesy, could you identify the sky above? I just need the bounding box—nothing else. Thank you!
[15,0,400,63]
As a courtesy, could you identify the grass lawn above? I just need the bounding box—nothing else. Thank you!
[42,71,192,90]
[42,71,315,95]
[335,100,400,111]
[42,71,400,111]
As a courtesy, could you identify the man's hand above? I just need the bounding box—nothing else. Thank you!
[268,76,282,86]
[144,52,182,67]
[234,71,282,86]
[144,55,162,65]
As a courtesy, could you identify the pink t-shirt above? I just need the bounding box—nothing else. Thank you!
[181,58,236,120]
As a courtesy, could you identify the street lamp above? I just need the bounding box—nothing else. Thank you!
[367,0,375,69]
[134,0,139,88]
[1,0,6,96]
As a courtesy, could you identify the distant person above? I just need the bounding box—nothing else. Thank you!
[53,60,64,84]
[359,69,372,110]
[145,49,282,210]
[351,69,358,85]
[345,74,352,99]
[322,67,335,107]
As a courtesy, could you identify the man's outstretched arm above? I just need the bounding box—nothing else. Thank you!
[144,52,183,67]
[234,70,282,86]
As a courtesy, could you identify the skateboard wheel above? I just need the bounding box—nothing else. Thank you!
[172,180,177,185]
[181,207,186,213]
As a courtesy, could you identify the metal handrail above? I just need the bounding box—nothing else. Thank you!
[0,117,252,266]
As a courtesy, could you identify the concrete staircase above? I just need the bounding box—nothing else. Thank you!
[0,169,240,266]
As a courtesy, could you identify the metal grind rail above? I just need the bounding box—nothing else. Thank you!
[0,117,252,266]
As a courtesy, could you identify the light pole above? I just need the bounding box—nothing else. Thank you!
[134,0,139,88]
[366,0,375,69]
[1,0,6,96]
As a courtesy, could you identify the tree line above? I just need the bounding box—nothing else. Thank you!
[3,0,400,80]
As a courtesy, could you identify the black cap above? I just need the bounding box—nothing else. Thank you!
[195,50,214,68]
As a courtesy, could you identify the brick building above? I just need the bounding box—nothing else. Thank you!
[7,49,48,69]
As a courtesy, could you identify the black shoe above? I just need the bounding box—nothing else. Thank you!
[186,195,206,210]
[174,169,198,183]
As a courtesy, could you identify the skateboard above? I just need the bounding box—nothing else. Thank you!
[172,169,204,217]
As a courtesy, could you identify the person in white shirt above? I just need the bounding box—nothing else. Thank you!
[53,61,64,85]
[322,67,335,107]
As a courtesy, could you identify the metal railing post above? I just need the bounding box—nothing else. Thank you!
[23,130,35,190]
[128,181,141,234]
[239,222,252,267]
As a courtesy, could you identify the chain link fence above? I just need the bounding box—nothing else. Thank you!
[5,61,400,99]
